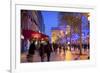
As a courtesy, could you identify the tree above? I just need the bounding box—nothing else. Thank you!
[60,12,90,54]
[60,12,82,54]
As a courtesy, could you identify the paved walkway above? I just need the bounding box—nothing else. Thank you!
[21,48,89,63]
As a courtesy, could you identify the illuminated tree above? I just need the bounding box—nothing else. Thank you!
[59,12,90,54]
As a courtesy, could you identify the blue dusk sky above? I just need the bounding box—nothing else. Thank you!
[41,11,59,37]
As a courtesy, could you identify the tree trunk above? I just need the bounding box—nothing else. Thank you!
[79,16,82,55]
[70,26,72,50]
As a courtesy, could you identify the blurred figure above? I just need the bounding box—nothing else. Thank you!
[27,40,36,62]
[39,40,45,62]
[45,40,52,61]
[22,39,29,53]
[52,43,58,54]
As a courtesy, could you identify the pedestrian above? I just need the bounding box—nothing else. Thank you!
[45,40,52,61]
[27,40,36,62]
[53,43,58,54]
[39,41,45,62]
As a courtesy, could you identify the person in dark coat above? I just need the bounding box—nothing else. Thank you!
[27,40,36,62]
[39,42,45,62]
[45,40,52,61]
[52,43,58,54]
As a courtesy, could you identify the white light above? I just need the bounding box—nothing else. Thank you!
[88,16,90,20]
[68,42,70,44]
[21,35,24,39]
[65,31,68,35]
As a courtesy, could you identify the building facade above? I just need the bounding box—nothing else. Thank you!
[21,10,45,33]
[21,10,45,52]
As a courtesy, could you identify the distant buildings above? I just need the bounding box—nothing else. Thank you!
[51,27,61,43]
[51,27,67,44]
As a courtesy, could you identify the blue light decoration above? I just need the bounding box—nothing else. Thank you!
[81,15,90,40]
[71,33,79,41]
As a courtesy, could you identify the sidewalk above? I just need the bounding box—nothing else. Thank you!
[21,48,89,63]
